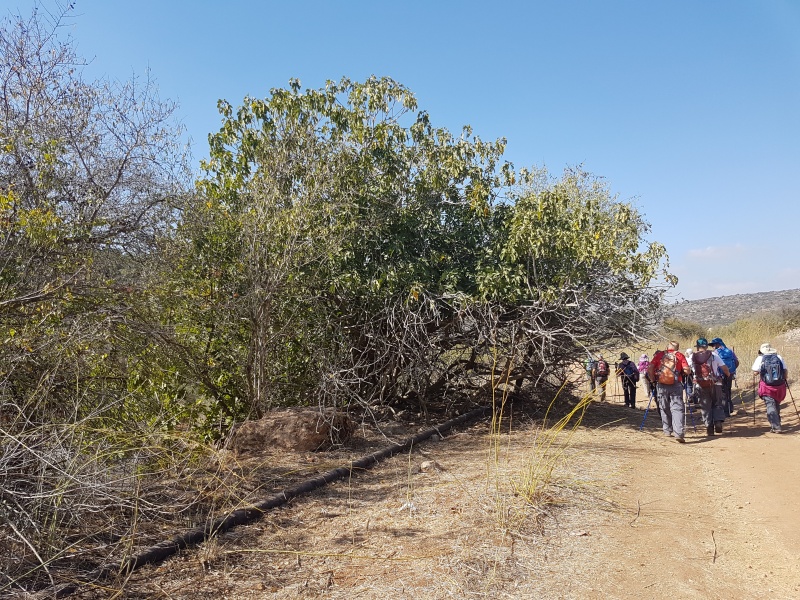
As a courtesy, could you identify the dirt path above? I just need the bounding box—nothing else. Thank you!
[568,397,800,600]
[96,393,800,599]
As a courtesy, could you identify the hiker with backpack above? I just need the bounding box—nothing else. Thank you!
[617,352,640,408]
[684,348,697,403]
[751,343,788,434]
[691,338,730,436]
[638,354,652,399]
[592,354,610,402]
[648,341,691,442]
[585,355,597,393]
[709,337,739,416]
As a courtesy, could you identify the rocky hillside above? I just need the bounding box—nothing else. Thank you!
[667,288,800,328]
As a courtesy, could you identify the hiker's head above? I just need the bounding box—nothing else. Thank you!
[597,354,604,360]
[667,341,680,351]
[639,354,648,362]
[760,343,777,356]
[710,337,725,348]
[696,337,709,349]
[619,352,629,360]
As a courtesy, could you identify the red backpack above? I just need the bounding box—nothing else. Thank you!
[692,350,715,389]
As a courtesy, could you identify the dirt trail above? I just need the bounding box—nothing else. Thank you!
[97,393,800,599]
[569,396,800,600]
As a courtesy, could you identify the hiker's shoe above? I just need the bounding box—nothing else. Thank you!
[714,421,723,434]
[675,436,686,443]
[706,424,714,436]
[772,428,783,434]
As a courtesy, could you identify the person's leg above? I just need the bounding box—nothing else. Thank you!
[722,376,733,416]
[762,396,782,432]
[598,378,607,402]
[669,386,685,440]
[630,380,637,406]
[656,385,673,435]
[712,385,726,432]
[623,380,632,406]
[697,386,713,429]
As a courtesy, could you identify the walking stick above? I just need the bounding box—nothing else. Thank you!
[638,385,656,431]
[786,382,800,423]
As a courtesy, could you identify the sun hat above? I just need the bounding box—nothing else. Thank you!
[696,337,708,348]
[710,337,724,346]
[760,343,777,355]
[619,352,629,360]
[639,354,648,361]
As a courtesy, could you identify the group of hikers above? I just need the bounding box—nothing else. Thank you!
[584,337,790,441]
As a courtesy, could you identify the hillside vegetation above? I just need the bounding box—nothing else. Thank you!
[667,288,800,328]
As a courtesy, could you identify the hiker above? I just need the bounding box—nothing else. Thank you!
[684,348,696,403]
[710,337,739,416]
[751,343,788,433]
[638,354,652,399]
[691,338,730,436]
[648,341,691,442]
[617,352,639,408]
[592,354,610,402]
[584,355,597,392]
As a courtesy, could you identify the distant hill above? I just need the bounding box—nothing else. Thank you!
[666,289,800,328]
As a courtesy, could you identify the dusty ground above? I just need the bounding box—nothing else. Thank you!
[69,378,800,600]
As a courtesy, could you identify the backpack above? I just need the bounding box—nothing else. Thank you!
[692,350,715,389]
[716,346,737,375]
[761,354,785,386]
[622,360,639,382]
[656,351,679,385]
[596,359,609,377]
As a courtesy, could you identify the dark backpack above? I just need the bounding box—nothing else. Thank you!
[761,354,785,386]
[692,350,715,389]
[596,360,609,377]
[622,360,639,382]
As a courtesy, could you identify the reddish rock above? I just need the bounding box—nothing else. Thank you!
[231,408,354,454]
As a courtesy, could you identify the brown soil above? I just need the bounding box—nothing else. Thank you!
[70,389,800,599]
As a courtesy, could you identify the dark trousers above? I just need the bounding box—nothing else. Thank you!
[622,378,637,407]
[721,375,734,415]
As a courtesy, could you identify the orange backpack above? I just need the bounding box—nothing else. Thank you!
[656,351,679,385]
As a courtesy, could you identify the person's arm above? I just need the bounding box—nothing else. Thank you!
[679,354,691,376]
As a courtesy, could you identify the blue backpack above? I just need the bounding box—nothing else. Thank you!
[716,346,737,375]
[760,354,785,386]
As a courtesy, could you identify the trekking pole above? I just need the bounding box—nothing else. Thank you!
[786,382,800,423]
[638,386,656,431]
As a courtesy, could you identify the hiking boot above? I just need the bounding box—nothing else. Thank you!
[771,428,783,434]
[675,436,685,443]
[706,424,714,436]
[714,421,723,434]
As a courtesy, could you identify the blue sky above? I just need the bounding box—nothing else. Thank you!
[7,0,800,301]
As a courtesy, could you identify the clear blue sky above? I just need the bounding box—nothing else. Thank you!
[8,0,800,301]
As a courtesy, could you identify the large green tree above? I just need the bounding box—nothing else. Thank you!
[175,78,673,423]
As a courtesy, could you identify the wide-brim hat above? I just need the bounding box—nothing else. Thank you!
[619,352,629,360]
[760,343,777,355]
